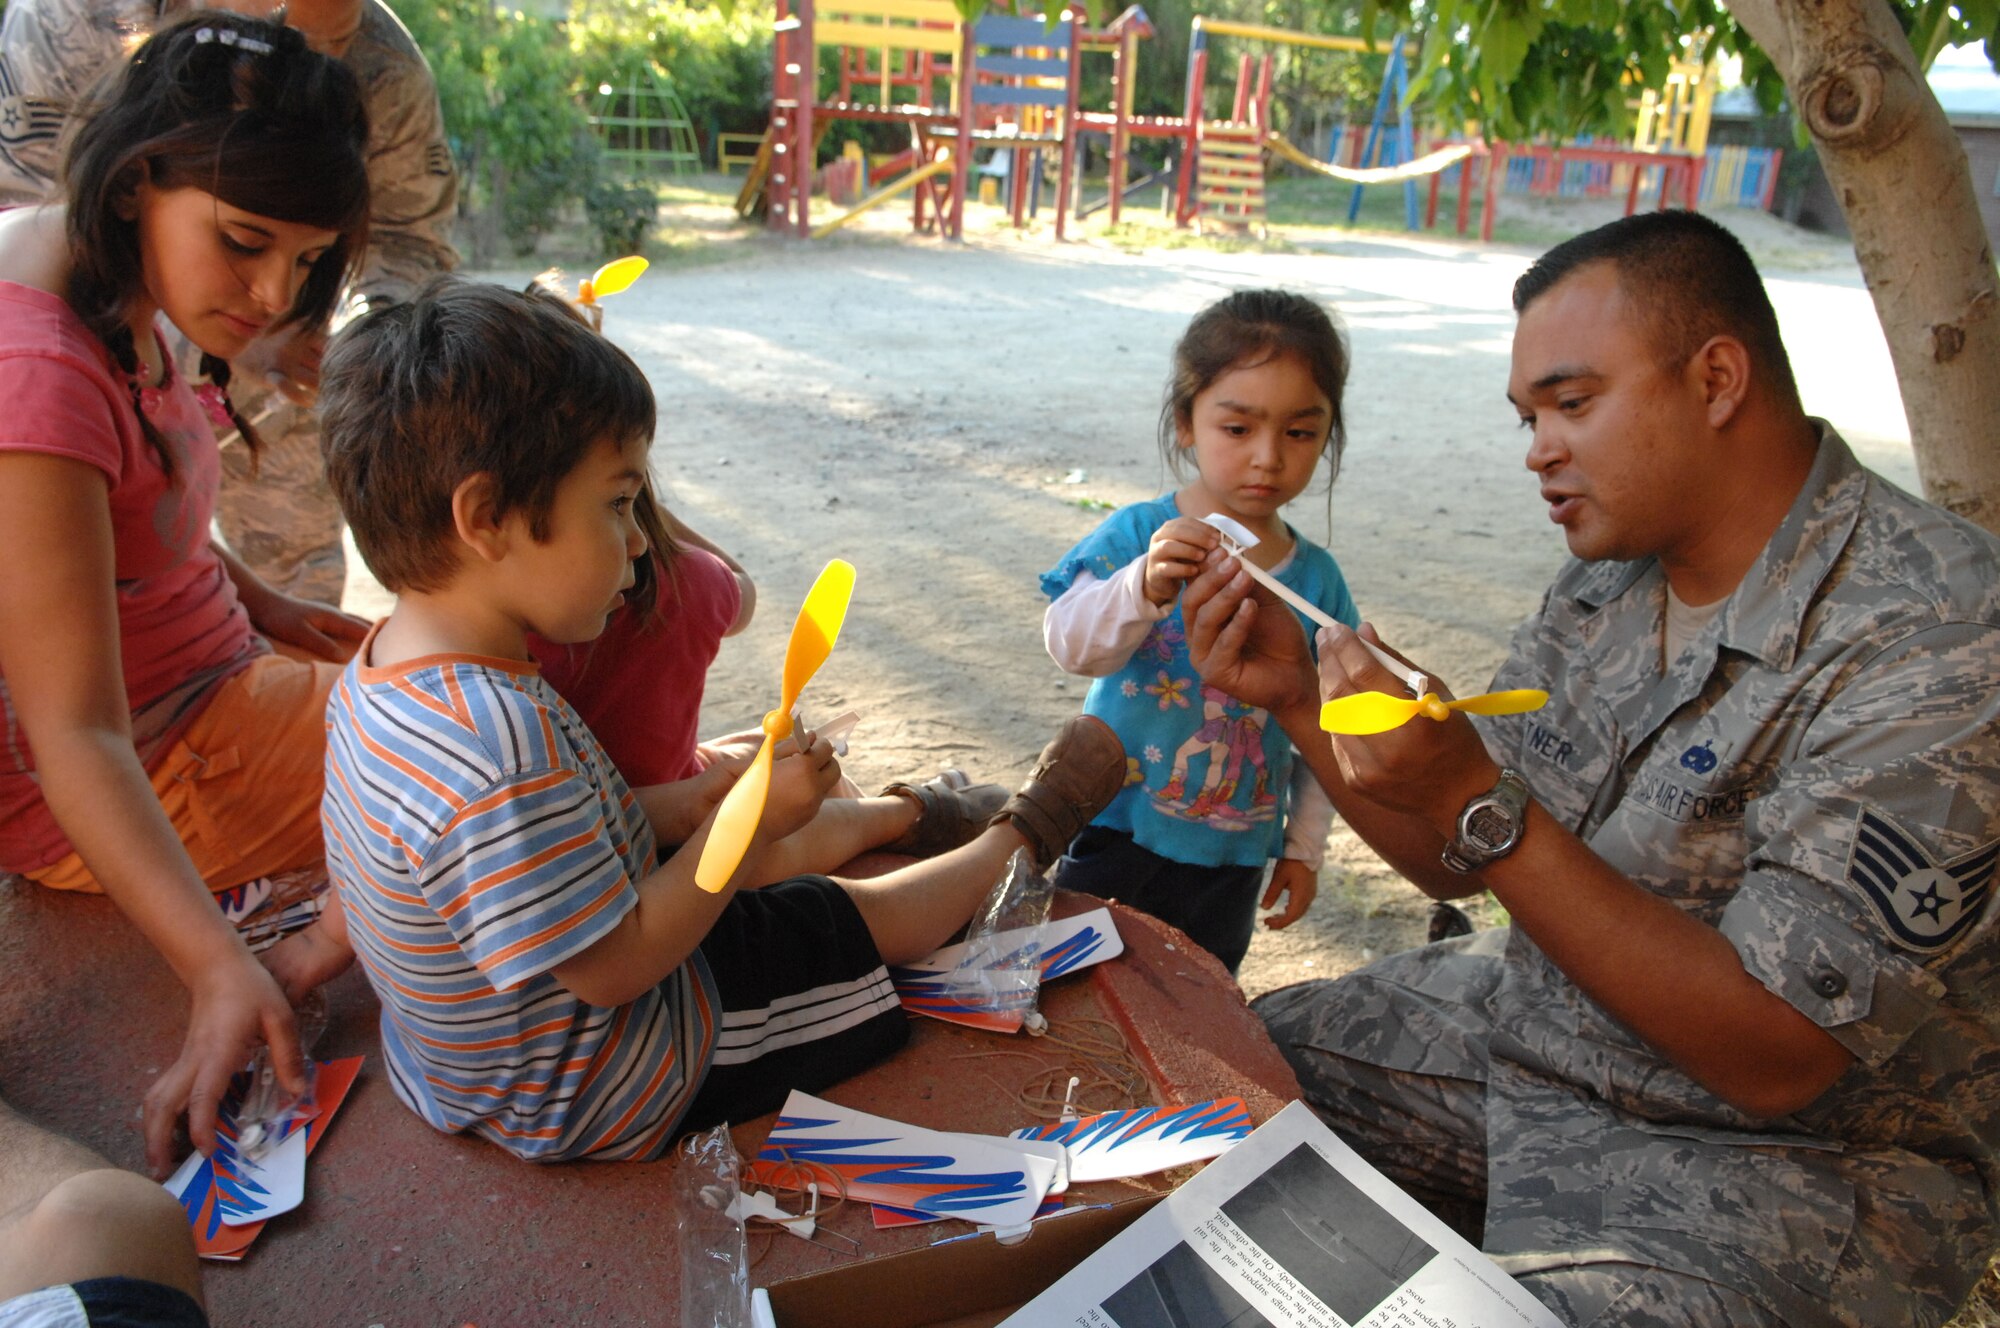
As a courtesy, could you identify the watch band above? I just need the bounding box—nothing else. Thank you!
[1441,768,1531,874]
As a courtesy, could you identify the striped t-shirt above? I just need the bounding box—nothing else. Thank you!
[322,636,719,1161]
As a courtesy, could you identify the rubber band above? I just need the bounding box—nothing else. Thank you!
[948,1013,1150,1121]
[741,1148,854,1266]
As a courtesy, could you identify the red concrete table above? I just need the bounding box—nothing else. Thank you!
[0,881,1299,1325]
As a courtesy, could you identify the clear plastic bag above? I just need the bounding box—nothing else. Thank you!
[233,1048,318,1162]
[230,989,330,1162]
[676,1124,751,1328]
[951,848,1056,1032]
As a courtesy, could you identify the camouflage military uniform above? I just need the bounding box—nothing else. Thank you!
[0,0,457,603]
[1258,426,2000,1327]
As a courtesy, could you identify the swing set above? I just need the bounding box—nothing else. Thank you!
[1171,18,1468,236]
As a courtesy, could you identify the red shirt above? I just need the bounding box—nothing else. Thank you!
[0,282,263,871]
[531,546,741,788]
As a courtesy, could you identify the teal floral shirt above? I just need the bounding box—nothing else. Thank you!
[1041,496,1359,868]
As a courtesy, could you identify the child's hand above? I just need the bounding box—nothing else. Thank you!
[262,918,356,1004]
[1143,518,1221,607]
[696,730,767,782]
[762,729,840,843]
[143,954,303,1178]
[1261,858,1318,930]
[249,592,371,662]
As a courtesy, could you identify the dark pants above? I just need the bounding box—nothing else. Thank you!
[679,876,909,1134]
[1051,826,1264,974]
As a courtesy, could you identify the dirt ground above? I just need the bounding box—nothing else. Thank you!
[347,189,1918,1003]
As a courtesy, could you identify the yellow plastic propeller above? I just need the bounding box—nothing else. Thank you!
[577,255,649,307]
[694,560,857,892]
[1319,688,1550,736]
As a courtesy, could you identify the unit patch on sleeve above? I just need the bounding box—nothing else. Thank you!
[1848,808,1999,953]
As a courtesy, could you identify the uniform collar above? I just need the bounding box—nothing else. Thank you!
[1713,422,1864,671]
[1567,421,1863,672]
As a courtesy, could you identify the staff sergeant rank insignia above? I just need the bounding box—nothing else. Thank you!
[1849,809,2000,953]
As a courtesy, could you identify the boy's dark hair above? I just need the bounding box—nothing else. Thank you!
[320,276,659,595]
[63,11,371,475]
[1512,210,1801,411]
[1158,288,1350,486]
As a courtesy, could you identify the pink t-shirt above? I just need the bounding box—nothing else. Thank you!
[531,547,741,789]
[0,281,263,872]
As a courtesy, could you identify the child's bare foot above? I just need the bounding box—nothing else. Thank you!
[880,772,1009,857]
[992,716,1127,869]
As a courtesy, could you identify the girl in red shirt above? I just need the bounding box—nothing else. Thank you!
[0,12,370,1175]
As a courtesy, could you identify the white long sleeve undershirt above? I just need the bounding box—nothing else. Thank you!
[1042,561,1334,869]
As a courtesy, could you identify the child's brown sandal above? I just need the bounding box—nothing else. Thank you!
[991,716,1128,871]
[881,775,1011,858]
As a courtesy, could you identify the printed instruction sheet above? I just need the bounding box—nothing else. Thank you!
[1001,1101,1563,1328]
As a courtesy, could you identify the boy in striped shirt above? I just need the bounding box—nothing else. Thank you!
[305,278,1125,1161]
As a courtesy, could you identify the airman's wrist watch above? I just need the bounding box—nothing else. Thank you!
[1441,768,1531,874]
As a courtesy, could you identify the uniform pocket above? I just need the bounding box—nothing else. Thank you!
[157,738,246,873]
[1599,1121,1855,1309]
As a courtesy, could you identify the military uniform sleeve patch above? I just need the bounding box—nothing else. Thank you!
[1848,808,1999,953]
[0,93,67,152]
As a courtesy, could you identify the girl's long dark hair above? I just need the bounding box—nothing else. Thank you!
[1158,289,1351,502]
[61,11,370,477]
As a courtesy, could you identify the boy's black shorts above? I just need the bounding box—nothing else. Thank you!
[678,875,910,1134]
[0,1278,210,1328]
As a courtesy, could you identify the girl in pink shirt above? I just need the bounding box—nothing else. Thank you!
[0,13,370,1175]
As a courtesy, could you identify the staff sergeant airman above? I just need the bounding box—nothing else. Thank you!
[1182,210,2000,1327]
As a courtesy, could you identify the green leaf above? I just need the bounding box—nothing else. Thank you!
[1476,6,1529,90]
[1962,0,2000,52]
[1406,22,1454,102]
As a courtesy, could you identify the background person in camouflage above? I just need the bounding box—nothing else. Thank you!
[0,0,458,604]
[1179,210,2000,1327]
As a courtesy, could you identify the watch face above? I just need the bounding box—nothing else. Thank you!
[1466,803,1514,850]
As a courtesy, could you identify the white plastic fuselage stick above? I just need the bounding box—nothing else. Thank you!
[1194,513,1428,698]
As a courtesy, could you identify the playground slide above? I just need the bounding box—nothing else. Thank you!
[1263,133,1471,185]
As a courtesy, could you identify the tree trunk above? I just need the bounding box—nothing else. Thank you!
[1725,0,2000,534]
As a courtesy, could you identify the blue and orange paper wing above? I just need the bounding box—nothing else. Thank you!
[871,1194,1065,1230]
[212,877,275,926]
[747,1092,1057,1227]
[1013,1098,1253,1183]
[867,1129,1069,1229]
[889,909,1125,1031]
[167,1056,364,1261]
[886,974,1036,1033]
[1038,912,1121,980]
[173,1120,284,1242]
[753,1126,1030,1219]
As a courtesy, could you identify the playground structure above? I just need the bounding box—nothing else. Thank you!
[590,65,702,178]
[741,4,1758,244]
[1410,58,1784,242]
[1171,19,1471,236]
[1070,5,1166,223]
[744,0,1083,240]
